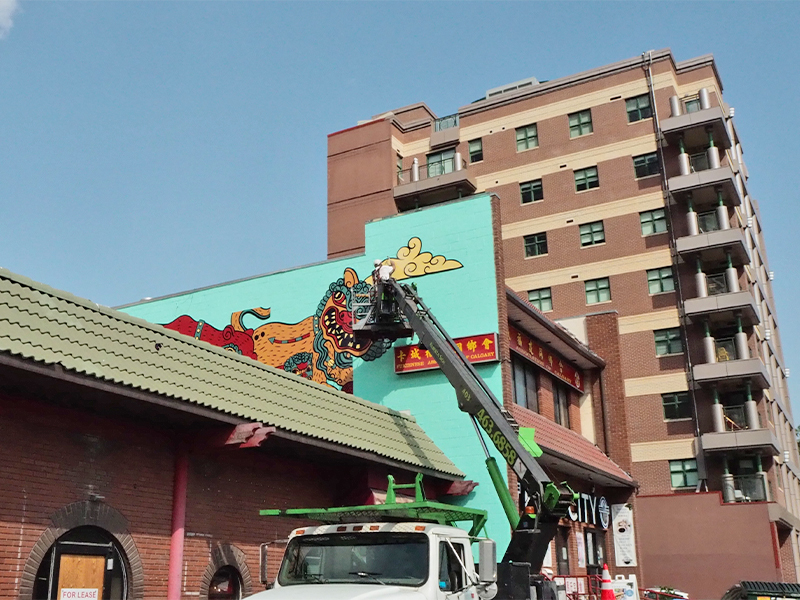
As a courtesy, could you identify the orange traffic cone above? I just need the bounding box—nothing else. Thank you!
[601,564,614,600]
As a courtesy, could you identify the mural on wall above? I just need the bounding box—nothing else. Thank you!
[161,237,463,392]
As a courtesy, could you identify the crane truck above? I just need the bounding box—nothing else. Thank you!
[246,274,577,600]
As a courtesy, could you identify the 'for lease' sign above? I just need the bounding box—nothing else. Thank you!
[60,590,99,600]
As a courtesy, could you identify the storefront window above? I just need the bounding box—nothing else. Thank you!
[512,354,539,413]
[554,383,570,429]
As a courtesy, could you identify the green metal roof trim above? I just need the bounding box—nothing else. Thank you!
[0,268,463,478]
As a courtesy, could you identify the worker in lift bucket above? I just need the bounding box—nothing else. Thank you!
[374,259,396,282]
[372,259,397,321]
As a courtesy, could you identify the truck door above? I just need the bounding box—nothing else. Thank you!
[436,540,471,600]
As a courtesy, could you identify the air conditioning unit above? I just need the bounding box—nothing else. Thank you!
[765,329,772,341]
[729,107,735,118]
[747,217,754,229]
[769,271,775,281]
[786,368,791,378]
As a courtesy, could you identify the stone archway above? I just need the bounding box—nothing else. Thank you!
[200,542,253,600]
[18,500,145,600]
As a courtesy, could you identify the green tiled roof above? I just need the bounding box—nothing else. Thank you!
[0,268,462,478]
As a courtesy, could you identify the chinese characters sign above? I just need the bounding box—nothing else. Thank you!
[394,333,499,373]
[509,325,584,392]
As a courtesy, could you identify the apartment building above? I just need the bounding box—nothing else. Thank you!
[327,49,799,595]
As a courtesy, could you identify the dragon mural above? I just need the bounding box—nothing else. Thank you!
[161,237,462,392]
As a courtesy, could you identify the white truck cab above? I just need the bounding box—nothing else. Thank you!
[247,521,497,600]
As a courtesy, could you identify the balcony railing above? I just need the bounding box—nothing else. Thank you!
[690,152,710,172]
[706,273,728,296]
[730,475,767,502]
[434,113,459,132]
[715,338,737,362]
[697,211,720,233]
[723,405,748,431]
[397,157,467,185]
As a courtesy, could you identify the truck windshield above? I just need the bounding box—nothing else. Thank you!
[278,532,429,587]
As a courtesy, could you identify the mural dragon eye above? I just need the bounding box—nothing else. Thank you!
[331,290,346,307]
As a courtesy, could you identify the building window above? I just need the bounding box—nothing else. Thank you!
[569,109,593,138]
[427,148,455,177]
[662,392,692,420]
[528,287,552,312]
[684,97,701,113]
[520,179,543,204]
[640,208,667,235]
[647,267,675,294]
[579,221,605,246]
[574,166,599,191]
[655,328,683,356]
[512,354,539,412]
[633,152,660,178]
[554,383,570,429]
[396,154,404,184]
[585,278,610,304]
[626,94,652,123]
[516,124,538,151]
[468,139,483,163]
[524,233,548,257]
[669,459,698,488]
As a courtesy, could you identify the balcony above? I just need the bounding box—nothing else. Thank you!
[675,227,750,265]
[683,289,759,327]
[430,113,460,149]
[693,357,771,389]
[661,105,733,150]
[703,429,780,455]
[721,474,768,503]
[668,166,743,207]
[394,156,477,210]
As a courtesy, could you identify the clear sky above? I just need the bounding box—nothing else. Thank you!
[2,1,799,409]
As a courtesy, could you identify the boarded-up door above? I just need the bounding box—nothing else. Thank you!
[53,542,111,600]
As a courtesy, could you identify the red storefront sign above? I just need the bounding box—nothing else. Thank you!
[509,324,584,392]
[394,333,499,374]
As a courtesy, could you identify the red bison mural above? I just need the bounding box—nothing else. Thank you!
[162,315,257,360]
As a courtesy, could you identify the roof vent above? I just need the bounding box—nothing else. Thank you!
[486,76,539,99]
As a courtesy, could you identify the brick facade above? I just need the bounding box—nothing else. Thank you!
[0,385,432,599]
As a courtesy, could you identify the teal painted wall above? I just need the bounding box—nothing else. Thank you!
[121,193,512,550]
[356,195,511,550]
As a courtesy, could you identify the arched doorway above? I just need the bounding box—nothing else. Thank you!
[208,565,243,600]
[31,526,130,600]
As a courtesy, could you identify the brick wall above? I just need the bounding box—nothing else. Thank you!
[585,312,631,472]
[0,389,372,599]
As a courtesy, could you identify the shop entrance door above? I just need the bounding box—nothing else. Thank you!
[52,541,113,600]
[584,529,606,576]
[555,527,570,575]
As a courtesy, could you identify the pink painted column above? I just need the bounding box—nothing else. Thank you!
[167,447,189,600]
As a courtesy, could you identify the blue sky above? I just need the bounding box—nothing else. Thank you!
[1,1,799,409]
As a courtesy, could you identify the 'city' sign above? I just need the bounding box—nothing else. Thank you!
[568,493,610,529]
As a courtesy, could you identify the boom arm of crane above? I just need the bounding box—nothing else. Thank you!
[353,276,575,572]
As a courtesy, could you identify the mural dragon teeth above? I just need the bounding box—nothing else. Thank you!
[159,238,463,392]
